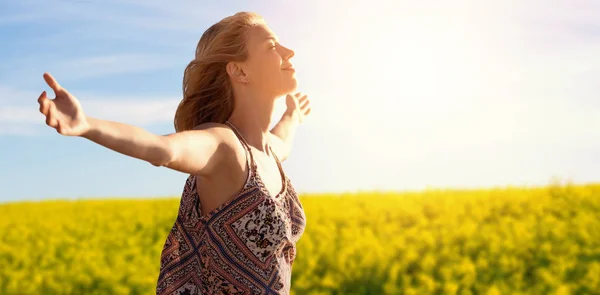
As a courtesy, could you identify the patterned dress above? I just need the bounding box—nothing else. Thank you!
[156,121,307,295]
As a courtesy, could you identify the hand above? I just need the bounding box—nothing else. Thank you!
[38,72,90,136]
[284,92,311,124]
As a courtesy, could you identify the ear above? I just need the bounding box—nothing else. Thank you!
[226,61,249,84]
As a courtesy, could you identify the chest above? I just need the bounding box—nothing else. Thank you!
[233,186,306,241]
[207,188,306,264]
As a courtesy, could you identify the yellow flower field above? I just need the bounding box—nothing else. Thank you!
[1,182,599,294]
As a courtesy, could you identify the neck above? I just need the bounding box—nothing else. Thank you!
[227,90,277,154]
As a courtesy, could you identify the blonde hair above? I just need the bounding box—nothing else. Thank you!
[174,12,265,132]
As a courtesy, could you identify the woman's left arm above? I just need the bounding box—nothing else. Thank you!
[269,92,311,161]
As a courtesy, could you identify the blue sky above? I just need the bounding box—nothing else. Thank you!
[1,0,600,203]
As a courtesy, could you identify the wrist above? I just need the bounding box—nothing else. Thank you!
[283,110,301,124]
[81,116,96,139]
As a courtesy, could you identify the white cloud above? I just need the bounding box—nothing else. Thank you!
[51,54,182,81]
[0,107,39,123]
[0,85,39,104]
[0,125,39,136]
[82,97,180,125]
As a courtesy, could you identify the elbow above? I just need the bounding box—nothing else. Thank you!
[150,136,175,167]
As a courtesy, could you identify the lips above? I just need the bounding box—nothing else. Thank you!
[282,65,295,72]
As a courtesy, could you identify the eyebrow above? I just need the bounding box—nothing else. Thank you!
[265,36,279,43]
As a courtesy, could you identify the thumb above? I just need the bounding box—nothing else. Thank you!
[286,94,295,103]
[43,72,63,93]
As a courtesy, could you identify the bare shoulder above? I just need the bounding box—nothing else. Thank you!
[191,121,246,165]
[192,121,238,141]
[189,122,242,155]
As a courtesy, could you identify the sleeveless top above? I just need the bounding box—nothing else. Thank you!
[156,121,307,295]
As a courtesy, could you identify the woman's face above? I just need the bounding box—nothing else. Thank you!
[242,23,297,98]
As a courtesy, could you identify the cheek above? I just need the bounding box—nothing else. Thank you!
[268,53,282,73]
[247,52,285,90]
[256,54,282,79]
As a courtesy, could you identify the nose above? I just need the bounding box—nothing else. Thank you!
[282,45,294,60]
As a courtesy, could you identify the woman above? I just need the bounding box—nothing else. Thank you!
[37,12,311,295]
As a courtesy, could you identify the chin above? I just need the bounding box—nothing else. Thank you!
[281,78,298,95]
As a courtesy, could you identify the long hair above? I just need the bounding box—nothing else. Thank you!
[174,12,264,132]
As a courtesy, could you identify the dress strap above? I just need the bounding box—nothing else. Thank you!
[224,120,250,151]
[269,145,287,181]
[224,120,256,171]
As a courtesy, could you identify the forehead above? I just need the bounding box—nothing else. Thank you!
[246,24,278,46]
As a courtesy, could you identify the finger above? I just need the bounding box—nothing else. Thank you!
[39,99,51,115]
[56,120,64,134]
[46,115,58,128]
[37,91,47,104]
[294,92,305,98]
[298,94,308,104]
[300,98,310,109]
[38,91,49,114]
[45,104,58,127]
[43,72,63,93]
[305,107,312,116]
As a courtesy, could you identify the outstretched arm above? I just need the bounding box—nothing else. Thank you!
[38,72,227,176]
[82,118,226,175]
[269,92,311,161]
